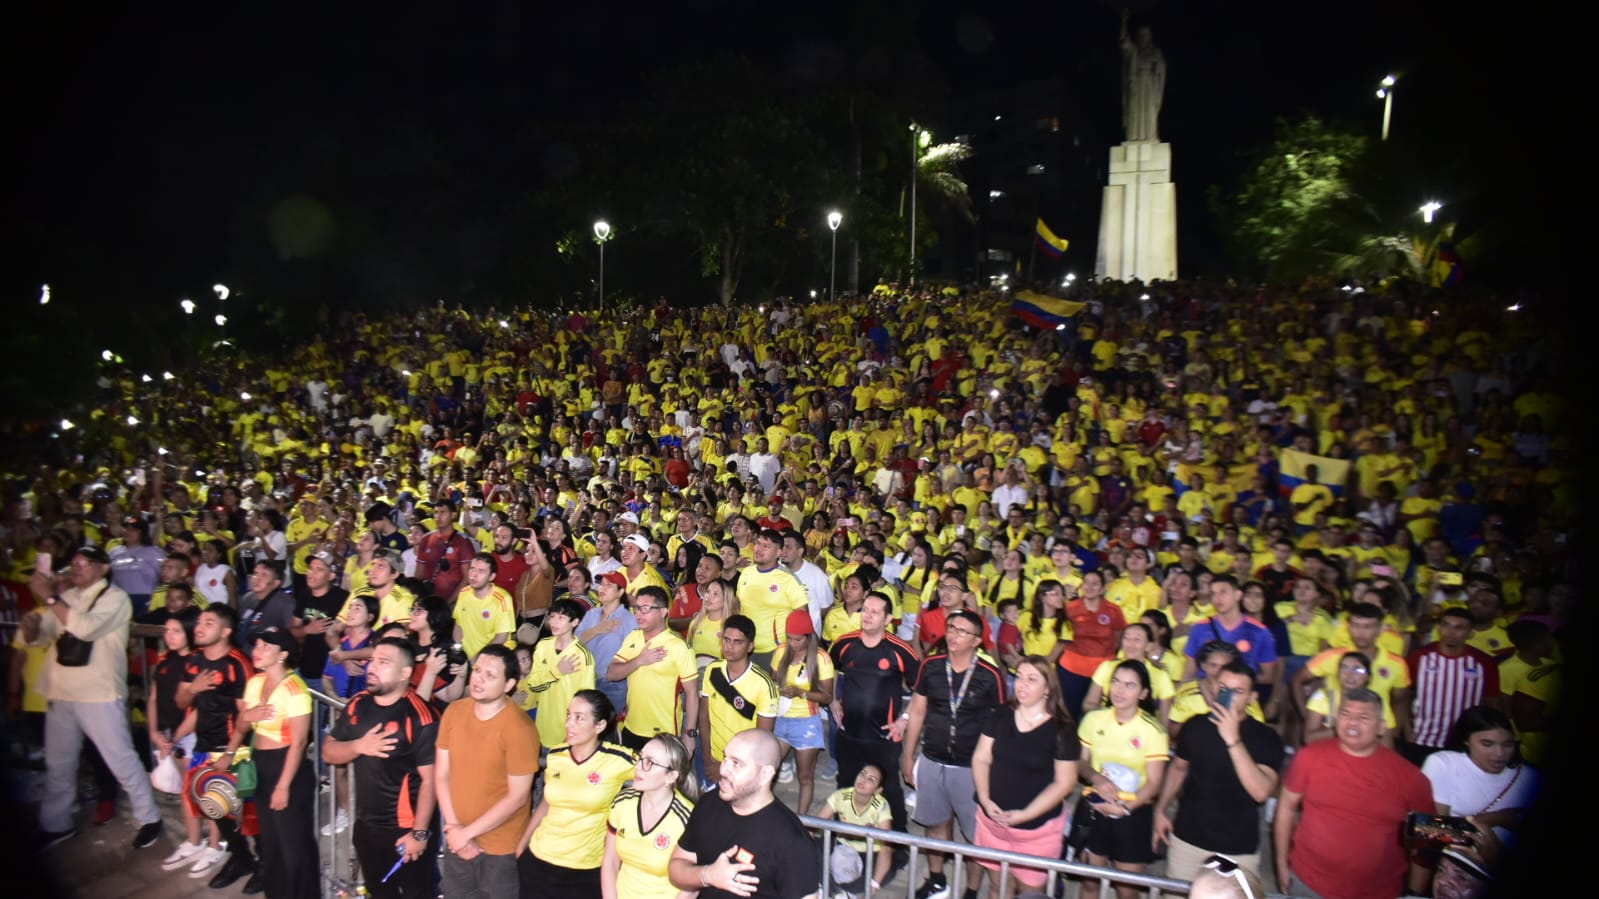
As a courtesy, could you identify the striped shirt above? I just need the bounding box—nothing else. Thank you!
[1407,644,1500,748]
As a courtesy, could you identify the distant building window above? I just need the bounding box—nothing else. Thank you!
[1027,164,1046,175]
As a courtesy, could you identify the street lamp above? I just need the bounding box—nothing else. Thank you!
[180,298,196,315]
[1420,201,1442,223]
[593,220,612,312]
[827,210,842,301]
[213,283,230,301]
[1376,74,1396,141]
[39,284,50,305]
[909,124,931,284]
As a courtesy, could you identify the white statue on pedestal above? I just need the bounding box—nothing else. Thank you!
[1120,10,1166,143]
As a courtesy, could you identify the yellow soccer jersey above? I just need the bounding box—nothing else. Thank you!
[1090,657,1175,706]
[339,584,417,628]
[453,585,517,657]
[770,646,836,718]
[1105,576,1162,619]
[608,788,695,899]
[531,743,635,868]
[1305,646,1409,727]
[528,638,596,751]
[1079,707,1170,791]
[614,630,698,740]
[1016,610,1072,658]
[734,564,811,654]
[700,660,779,761]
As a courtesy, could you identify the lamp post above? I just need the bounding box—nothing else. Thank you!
[827,210,842,301]
[593,220,612,312]
[1420,201,1442,224]
[1376,74,1396,141]
[909,124,930,284]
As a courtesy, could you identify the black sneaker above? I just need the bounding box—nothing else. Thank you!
[241,871,265,894]
[37,828,79,852]
[209,853,257,890]
[132,821,163,849]
[914,875,950,899]
[962,889,979,899]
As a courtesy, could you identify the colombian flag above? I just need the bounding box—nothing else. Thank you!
[1431,242,1464,287]
[1278,448,1350,498]
[1010,290,1086,329]
[1035,218,1069,258]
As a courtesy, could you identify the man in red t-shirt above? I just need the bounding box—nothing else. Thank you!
[413,503,476,599]
[1275,688,1436,899]
[487,525,529,595]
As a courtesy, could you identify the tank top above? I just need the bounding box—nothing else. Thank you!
[195,562,232,609]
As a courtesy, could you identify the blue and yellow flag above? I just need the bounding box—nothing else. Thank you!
[1035,218,1068,258]
[1278,448,1350,498]
[1010,290,1085,329]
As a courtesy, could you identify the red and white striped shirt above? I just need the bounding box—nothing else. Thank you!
[1407,644,1500,748]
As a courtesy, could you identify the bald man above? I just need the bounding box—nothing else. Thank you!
[670,730,820,899]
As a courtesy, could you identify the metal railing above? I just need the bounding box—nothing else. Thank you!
[803,814,1197,899]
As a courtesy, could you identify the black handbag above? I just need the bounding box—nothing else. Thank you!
[1066,793,1101,850]
[53,585,107,668]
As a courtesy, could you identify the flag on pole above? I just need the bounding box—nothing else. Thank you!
[1035,218,1069,258]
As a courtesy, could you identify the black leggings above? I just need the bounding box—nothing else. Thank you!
[253,745,320,899]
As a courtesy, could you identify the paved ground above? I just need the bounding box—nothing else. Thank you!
[25,752,1278,898]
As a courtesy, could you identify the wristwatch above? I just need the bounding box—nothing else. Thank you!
[683,728,699,739]
[412,829,432,842]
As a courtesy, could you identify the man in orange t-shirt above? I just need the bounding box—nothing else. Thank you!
[436,644,541,896]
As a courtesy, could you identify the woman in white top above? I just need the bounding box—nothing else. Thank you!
[193,539,237,609]
[587,531,623,580]
[1421,705,1540,842]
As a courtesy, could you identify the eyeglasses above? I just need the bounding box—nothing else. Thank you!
[1202,855,1257,899]
[1342,666,1370,676]
[947,627,983,639]
[634,605,665,613]
[636,755,675,773]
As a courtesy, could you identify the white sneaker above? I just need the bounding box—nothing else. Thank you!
[161,840,204,870]
[321,809,349,836]
[778,758,796,784]
[903,788,917,810]
[188,845,228,878]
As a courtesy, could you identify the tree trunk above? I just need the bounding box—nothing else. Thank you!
[850,93,862,295]
[718,225,747,305]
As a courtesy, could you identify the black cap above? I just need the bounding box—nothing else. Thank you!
[252,626,297,653]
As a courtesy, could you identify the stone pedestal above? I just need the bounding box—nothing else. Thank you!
[1094,141,1177,282]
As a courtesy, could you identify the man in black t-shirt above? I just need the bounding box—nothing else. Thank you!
[902,608,1006,899]
[293,553,348,682]
[829,592,920,832]
[1153,659,1284,884]
[176,605,258,888]
[670,729,819,899]
[325,637,439,899]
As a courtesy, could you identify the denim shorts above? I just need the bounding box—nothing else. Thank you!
[774,713,826,750]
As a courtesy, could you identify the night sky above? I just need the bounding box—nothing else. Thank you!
[9,0,1555,315]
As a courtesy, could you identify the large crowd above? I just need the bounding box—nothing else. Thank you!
[1,279,1568,899]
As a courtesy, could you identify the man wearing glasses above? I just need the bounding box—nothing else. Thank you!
[697,615,778,788]
[901,608,1007,899]
[608,586,700,755]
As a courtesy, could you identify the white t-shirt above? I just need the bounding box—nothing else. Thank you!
[1421,750,1541,840]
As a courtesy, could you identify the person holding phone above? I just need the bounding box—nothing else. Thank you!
[1152,659,1283,884]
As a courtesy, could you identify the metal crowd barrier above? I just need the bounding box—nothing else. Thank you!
[801,814,1291,899]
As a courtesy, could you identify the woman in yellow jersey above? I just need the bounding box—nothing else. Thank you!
[1017,579,1071,664]
[1077,660,1169,899]
[1275,578,1333,742]
[686,577,738,671]
[819,528,854,578]
[341,530,377,595]
[984,549,1033,622]
[897,541,937,601]
[803,512,833,557]
[1302,651,1392,747]
[601,735,697,899]
[518,689,636,899]
[771,609,836,814]
[1082,623,1175,726]
[1136,610,1186,685]
[213,627,317,899]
